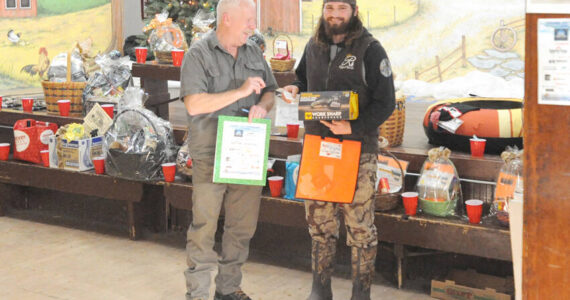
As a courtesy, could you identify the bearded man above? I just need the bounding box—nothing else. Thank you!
[283,1,395,299]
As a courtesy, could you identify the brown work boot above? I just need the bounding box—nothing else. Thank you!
[213,290,252,300]
[350,246,377,300]
[307,240,336,300]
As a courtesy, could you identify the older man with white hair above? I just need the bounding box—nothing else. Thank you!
[180,0,277,299]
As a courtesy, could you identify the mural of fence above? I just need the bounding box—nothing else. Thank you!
[414,35,467,83]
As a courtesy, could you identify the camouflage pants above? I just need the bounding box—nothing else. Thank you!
[304,153,378,249]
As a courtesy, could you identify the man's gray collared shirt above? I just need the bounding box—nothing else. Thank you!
[180,31,277,159]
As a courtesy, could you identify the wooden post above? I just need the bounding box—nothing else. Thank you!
[523,13,570,299]
[462,35,467,67]
[436,56,442,82]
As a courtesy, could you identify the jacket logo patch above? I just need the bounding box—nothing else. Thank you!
[339,54,357,70]
[380,58,392,77]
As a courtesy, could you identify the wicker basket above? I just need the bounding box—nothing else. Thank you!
[378,94,406,147]
[375,144,404,211]
[154,50,174,64]
[41,52,86,117]
[269,35,296,72]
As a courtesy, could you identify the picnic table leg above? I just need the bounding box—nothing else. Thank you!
[0,194,5,216]
[0,183,25,216]
[394,243,405,289]
[141,78,170,121]
[127,201,141,240]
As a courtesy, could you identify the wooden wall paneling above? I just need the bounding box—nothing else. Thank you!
[523,13,570,299]
[260,0,300,33]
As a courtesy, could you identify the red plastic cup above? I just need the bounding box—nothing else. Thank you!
[40,150,50,167]
[268,176,284,197]
[171,50,185,67]
[0,96,3,111]
[162,162,176,182]
[0,143,10,161]
[135,47,148,64]
[469,138,486,157]
[286,123,300,139]
[92,156,105,175]
[101,104,114,119]
[22,98,33,112]
[57,99,71,116]
[465,199,484,224]
[402,192,419,216]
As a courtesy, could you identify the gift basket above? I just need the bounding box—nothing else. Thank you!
[176,129,193,180]
[83,50,131,115]
[144,12,189,64]
[491,146,523,226]
[42,48,87,116]
[13,119,58,164]
[104,87,178,181]
[270,35,296,72]
[191,9,216,44]
[416,147,462,217]
[375,137,405,211]
[378,91,405,147]
[50,123,104,171]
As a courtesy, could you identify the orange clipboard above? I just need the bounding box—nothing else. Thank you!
[295,134,361,203]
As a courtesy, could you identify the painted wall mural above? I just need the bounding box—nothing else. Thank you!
[266,0,526,100]
[0,0,112,94]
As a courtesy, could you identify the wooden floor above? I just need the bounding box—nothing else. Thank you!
[0,217,432,300]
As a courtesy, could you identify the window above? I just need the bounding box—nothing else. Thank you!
[6,0,16,9]
[20,0,31,9]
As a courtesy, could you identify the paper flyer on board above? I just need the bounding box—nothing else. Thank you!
[538,18,570,106]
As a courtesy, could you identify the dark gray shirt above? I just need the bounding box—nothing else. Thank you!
[180,31,277,160]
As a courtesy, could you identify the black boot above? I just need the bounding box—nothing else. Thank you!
[307,240,336,300]
[350,246,377,300]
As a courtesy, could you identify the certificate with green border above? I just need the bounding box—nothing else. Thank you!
[213,116,271,185]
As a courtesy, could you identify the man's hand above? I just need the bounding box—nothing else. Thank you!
[283,85,300,98]
[240,77,266,96]
[248,104,268,122]
[320,120,352,135]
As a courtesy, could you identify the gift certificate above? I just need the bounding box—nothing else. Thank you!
[213,116,271,185]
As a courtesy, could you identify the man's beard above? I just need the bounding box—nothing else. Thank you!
[324,16,352,37]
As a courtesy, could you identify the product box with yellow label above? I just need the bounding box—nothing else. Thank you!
[48,135,104,171]
[298,91,359,121]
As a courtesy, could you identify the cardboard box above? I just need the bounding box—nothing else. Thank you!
[48,135,104,171]
[431,269,513,300]
[298,91,359,121]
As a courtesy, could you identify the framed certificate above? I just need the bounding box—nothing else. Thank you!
[213,116,271,186]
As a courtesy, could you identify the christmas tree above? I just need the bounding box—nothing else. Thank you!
[143,0,219,46]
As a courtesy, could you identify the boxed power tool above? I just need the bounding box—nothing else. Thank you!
[298,91,359,121]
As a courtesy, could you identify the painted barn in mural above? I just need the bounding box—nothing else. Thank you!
[0,0,38,18]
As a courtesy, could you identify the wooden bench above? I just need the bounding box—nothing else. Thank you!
[0,159,165,240]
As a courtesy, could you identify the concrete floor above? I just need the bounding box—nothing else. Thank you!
[0,217,433,300]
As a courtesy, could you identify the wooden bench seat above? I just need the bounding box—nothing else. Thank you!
[0,159,164,240]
